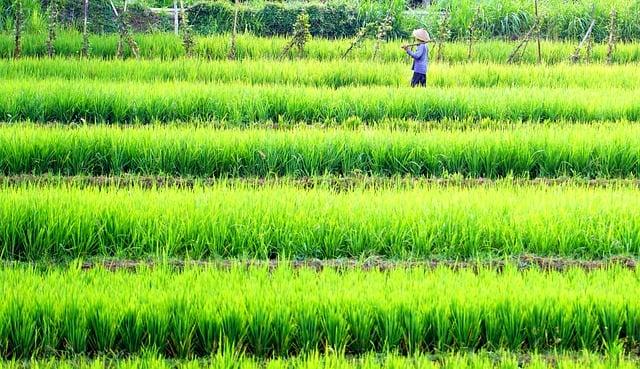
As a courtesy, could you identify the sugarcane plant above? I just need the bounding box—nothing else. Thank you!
[467,6,482,61]
[435,9,450,62]
[507,19,539,64]
[342,21,376,58]
[372,12,394,61]
[109,0,140,59]
[342,11,396,60]
[281,10,311,58]
[46,0,60,58]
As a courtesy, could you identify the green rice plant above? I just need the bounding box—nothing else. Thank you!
[245,302,273,357]
[321,306,350,355]
[87,306,121,354]
[1,79,639,124]
[2,31,640,64]
[1,123,640,179]
[1,182,640,261]
[6,302,38,358]
[3,58,640,89]
[297,305,322,354]
[399,306,426,354]
[0,266,639,357]
[377,308,402,353]
[195,305,222,356]
[61,305,88,354]
[170,301,197,358]
[599,305,625,350]
[574,305,600,350]
[450,302,482,350]
[119,309,146,355]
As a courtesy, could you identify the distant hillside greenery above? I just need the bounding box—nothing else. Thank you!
[0,0,639,41]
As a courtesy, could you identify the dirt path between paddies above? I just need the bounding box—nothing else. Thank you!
[2,174,640,190]
[73,255,637,273]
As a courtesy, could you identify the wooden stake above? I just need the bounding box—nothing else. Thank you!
[110,0,139,59]
[13,0,23,59]
[534,0,541,64]
[570,6,596,63]
[82,0,89,57]
[467,6,480,61]
[436,9,450,63]
[507,20,537,64]
[228,0,239,60]
[607,9,617,65]
[46,0,59,58]
[173,0,179,36]
[179,0,195,57]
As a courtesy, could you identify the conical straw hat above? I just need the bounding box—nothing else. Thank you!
[412,28,431,42]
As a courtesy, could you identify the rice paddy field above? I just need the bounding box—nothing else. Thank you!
[1,22,640,369]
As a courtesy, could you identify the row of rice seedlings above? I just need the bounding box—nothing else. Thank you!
[2,123,640,179]
[0,266,638,358]
[2,79,640,123]
[0,351,635,369]
[0,183,639,261]
[3,59,640,89]
[2,31,640,64]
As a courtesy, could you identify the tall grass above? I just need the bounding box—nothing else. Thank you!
[421,0,640,42]
[2,31,640,63]
[3,58,640,89]
[1,124,640,179]
[0,266,638,358]
[2,79,639,123]
[0,183,639,260]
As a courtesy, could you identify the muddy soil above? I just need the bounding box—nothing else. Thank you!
[78,255,637,272]
[2,174,639,191]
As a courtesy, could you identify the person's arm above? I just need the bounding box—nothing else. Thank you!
[406,44,425,59]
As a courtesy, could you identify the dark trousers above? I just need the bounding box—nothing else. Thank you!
[411,72,426,87]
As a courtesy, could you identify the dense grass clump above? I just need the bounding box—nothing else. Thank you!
[2,79,639,123]
[2,32,640,64]
[0,266,639,358]
[1,124,640,179]
[3,59,640,89]
[0,183,639,260]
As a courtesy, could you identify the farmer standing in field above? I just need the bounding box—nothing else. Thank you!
[402,29,430,87]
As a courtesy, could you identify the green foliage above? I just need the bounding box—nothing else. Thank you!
[1,76,639,123]
[3,0,640,40]
[3,32,640,63]
[187,2,361,38]
[1,123,640,179]
[55,1,169,33]
[424,0,640,42]
[0,182,639,260]
[282,10,311,57]
[0,267,637,357]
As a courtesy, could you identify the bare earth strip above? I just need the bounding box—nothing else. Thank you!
[72,255,637,272]
[2,175,640,190]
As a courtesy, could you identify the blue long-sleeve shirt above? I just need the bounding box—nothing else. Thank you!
[406,43,428,74]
